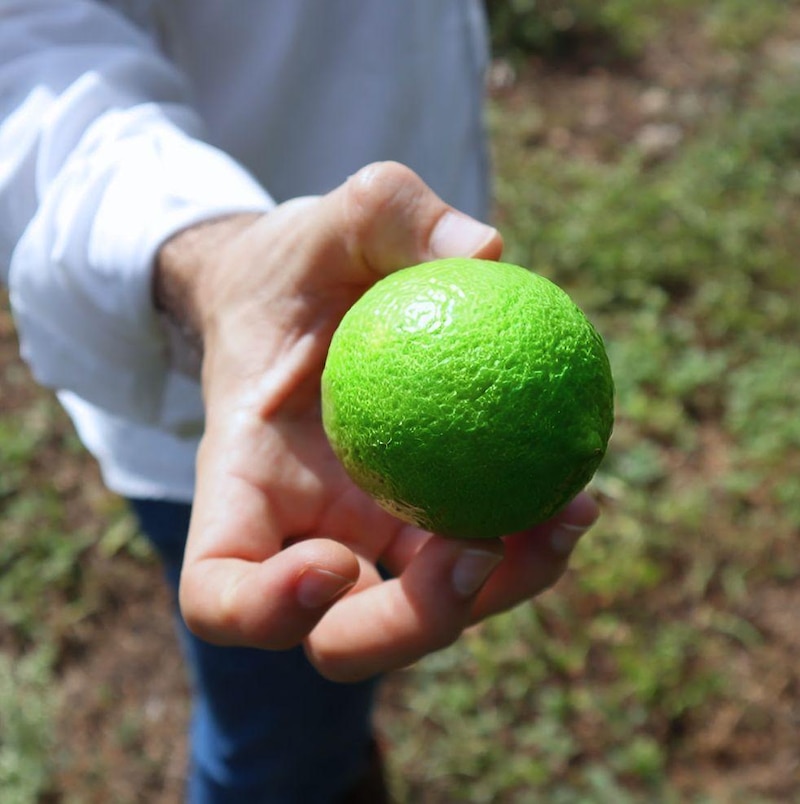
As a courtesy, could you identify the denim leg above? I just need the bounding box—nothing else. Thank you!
[128,498,378,804]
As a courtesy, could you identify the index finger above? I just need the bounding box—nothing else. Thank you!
[178,420,361,649]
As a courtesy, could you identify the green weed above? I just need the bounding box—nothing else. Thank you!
[0,646,57,803]
[0,394,150,800]
[486,0,783,63]
[384,7,799,802]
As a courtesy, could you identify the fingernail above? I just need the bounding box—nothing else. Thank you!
[430,211,498,258]
[452,549,503,598]
[297,568,355,609]
[549,524,589,555]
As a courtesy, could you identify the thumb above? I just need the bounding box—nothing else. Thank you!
[325,161,503,281]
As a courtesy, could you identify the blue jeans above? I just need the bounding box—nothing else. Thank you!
[128,498,378,804]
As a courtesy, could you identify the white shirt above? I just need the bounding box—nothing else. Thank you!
[0,0,490,501]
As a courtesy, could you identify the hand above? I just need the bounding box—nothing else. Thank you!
[156,162,599,682]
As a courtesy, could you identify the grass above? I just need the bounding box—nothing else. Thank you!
[0,647,56,804]
[0,392,152,801]
[380,4,800,802]
[486,0,789,62]
[2,2,799,801]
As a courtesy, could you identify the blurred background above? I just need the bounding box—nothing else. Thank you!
[2,2,799,801]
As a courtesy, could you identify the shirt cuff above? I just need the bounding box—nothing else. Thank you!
[10,104,273,425]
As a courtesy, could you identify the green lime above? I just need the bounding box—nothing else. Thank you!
[321,258,614,539]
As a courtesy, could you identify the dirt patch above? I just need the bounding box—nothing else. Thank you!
[673,580,800,800]
[52,556,189,804]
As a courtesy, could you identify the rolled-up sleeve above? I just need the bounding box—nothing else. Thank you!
[0,0,273,424]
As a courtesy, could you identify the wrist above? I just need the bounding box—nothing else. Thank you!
[154,212,264,347]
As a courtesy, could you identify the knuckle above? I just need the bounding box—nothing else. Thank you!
[179,600,215,643]
[347,160,419,209]
[308,648,365,684]
[407,600,467,656]
[343,161,425,241]
[539,555,570,591]
[424,619,464,655]
[178,569,234,644]
[341,162,441,277]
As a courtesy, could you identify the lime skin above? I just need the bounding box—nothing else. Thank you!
[321,258,614,539]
